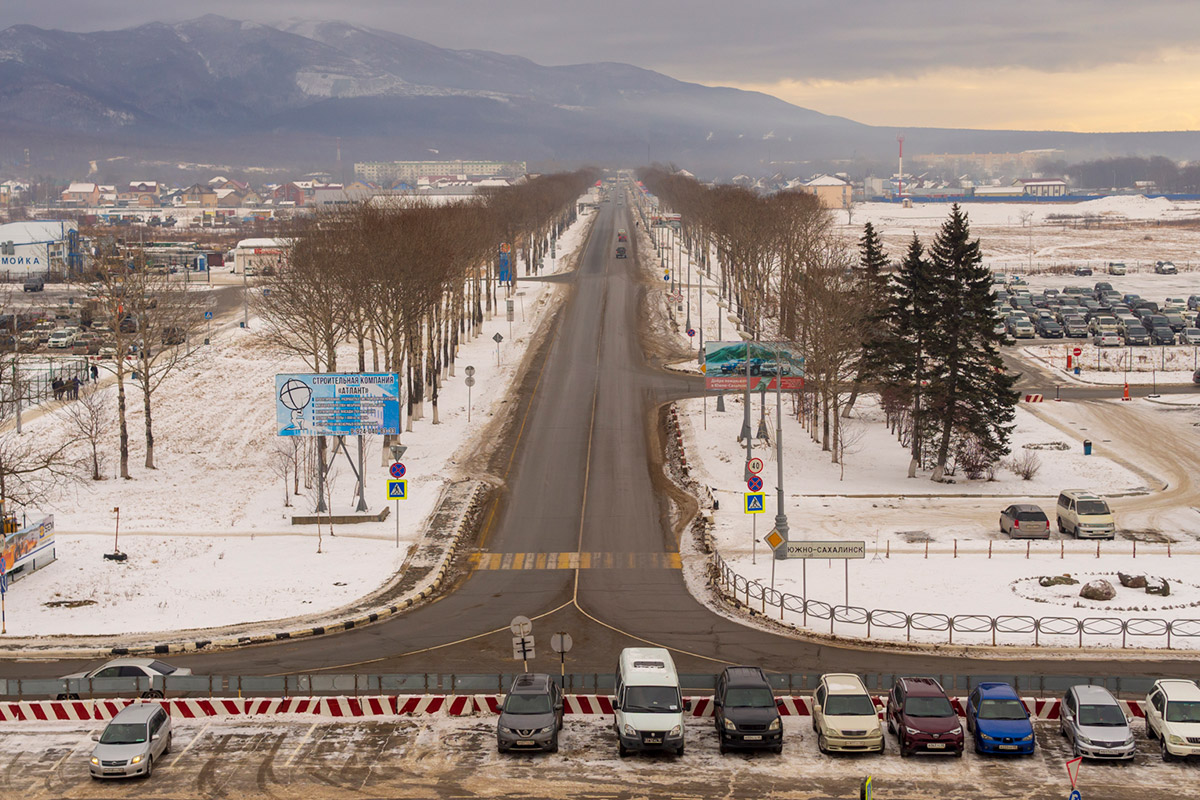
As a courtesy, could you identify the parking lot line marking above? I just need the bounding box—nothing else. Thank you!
[47,742,82,777]
[284,722,319,768]
[169,718,212,768]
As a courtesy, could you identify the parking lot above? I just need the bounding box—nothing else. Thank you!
[0,715,1192,799]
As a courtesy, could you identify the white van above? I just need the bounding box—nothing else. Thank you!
[614,647,688,756]
[1056,490,1116,539]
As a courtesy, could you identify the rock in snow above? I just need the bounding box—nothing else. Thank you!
[1079,579,1117,601]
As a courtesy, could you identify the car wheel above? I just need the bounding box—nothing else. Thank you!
[1147,724,1157,741]
[142,690,163,699]
[773,744,783,755]
[886,715,894,735]
[899,742,910,758]
[675,742,685,756]
[1161,739,1174,762]
[955,747,963,758]
[618,741,629,758]
[144,756,152,779]
[164,732,172,755]
[549,735,559,754]
[817,733,828,754]
[1057,519,1065,534]
[56,693,67,701]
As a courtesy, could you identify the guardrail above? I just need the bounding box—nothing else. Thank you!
[0,670,1170,702]
[712,550,1200,651]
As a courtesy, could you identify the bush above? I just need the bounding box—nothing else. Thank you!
[1010,450,1041,481]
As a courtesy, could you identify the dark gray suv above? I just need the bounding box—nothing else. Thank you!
[714,666,783,753]
[497,673,564,754]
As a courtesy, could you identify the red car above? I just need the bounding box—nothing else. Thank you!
[886,677,964,757]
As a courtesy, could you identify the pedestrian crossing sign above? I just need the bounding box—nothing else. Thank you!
[388,479,407,500]
[744,492,765,514]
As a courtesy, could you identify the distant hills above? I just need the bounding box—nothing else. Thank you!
[0,15,1198,179]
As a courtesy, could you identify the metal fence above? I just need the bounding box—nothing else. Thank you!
[713,551,1200,651]
[0,671,1169,702]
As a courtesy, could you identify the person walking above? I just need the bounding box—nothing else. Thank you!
[71,376,80,400]
[90,364,99,382]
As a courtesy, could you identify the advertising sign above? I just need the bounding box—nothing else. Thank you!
[276,373,401,436]
[704,341,805,391]
[1,515,55,575]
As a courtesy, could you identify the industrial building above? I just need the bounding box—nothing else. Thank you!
[0,219,81,278]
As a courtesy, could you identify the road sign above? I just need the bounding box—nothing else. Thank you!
[550,632,573,653]
[387,479,407,500]
[747,475,764,492]
[204,311,213,320]
[763,529,785,551]
[465,365,475,377]
[1068,792,1080,800]
[1066,756,1082,788]
[389,444,408,461]
[687,328,695,337]
[747,457,764,474]
[663,274,670,282]
[1073,347,1082,356]
[389,462,406,479]
[493,333,504,344]
[779,540,866,559]
[512,635,536,660]
[465,376,475,387]
[509,615,533,636]
[500,243,511,254]
[744,493,765,514]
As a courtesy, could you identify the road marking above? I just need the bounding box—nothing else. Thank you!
[284,722,319,768]
[169,718,212,768]
[469,552,682,570]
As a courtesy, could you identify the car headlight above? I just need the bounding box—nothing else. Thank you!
[1020,734,1034,742]
[1169,734,1184,745]
[768,718,781,731]
[538,726,555,735]
[90,757,100,765]
[130,755,143,764]
[905,727,921,736]
[980,733,996,741]
[669,725,682,737]
[721,715,736,731]
[1075,734,1091,746]
[623,724,637,737]
[949,726,962,735]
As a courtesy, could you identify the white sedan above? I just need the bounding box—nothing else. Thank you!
[57,658,191,699]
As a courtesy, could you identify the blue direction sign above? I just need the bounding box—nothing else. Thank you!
[389,462,406,479]
[747,475,764,492]
[744,493,765,514]
[204,311,213,320]
[388,479,408,500]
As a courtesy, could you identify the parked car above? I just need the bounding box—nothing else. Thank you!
[1035,318,1063,338]
[886,677,964,757]
[1155,260,1178,274]
[89,703,172,779]
[1163,313,1187,332]
[47,330,76,349]
[1188,294,1200,311]
[1105,262,1126,275]
[812,673,884,754]
[1060,685,1135,760]
[58,658,192,700]
[1124,327,1150,345]
[1073,265,1094,276]
[614,647,687,757]
[1093,331,1120,347]
[22,276,45,292]
[1151,326,1176,346]
[1063,318,1089,338]
[1006,317,1035,339]
[1180,328,1200,346]
[999,504,1050,539]
[966,682,1035,755]
[1145,679,1200,761]
[713,666,783,753]
[1056,490,1116,539]
[496,673,563,754]
[1092,281,1113,297]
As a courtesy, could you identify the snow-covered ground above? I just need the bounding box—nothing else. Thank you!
[1022,342,1200,385]
[3,205,595,636]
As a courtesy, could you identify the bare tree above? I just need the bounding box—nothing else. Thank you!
[269,439,295,507]
[0,429,81,510]
[59,383,112,481]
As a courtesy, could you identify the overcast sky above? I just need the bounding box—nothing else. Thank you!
[4,1,1199,131]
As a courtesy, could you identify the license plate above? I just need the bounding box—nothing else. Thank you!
[105,769,125,774]
[998,744,1019,750]
[645,737,662,745]
[516,740,535,746]
[743,735,762,741]
[927,742,946,749]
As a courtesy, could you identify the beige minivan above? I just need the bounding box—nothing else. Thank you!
[1056,490,1116,539]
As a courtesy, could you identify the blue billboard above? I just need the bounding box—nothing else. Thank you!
[276,373,401,436]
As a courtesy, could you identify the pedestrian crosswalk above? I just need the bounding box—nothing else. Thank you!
[468,551,683,571]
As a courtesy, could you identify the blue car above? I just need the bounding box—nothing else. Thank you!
[966,683,1036,755]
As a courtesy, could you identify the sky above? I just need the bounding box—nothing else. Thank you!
[3,1,1199,132]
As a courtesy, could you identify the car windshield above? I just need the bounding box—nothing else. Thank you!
[1166,701,1200,723]
[1077,500,1109,515]
[904,696,955,718]
[502,694,552,715]
[99,723,147,745]
[725,688,776,708]
[623,686,680,713]
[1078,704,1126,726]
[978,699,1027,720]
[826,694,877,716]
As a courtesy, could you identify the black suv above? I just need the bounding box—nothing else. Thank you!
[496,673,564,753]
[713,666,783,753]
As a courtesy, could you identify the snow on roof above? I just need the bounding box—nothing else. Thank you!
[65,182,96,193]
[235,237,289,249]
[805,174,849,187]
[0,219,78,243]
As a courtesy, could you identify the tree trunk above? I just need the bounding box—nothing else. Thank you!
[117,375,130,479]
[142,378,155,469]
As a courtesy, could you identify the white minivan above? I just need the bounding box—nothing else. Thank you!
[1056,490,1116,539]
[614,647,689,756]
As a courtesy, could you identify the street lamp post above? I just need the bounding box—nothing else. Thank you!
[773,341,790,557]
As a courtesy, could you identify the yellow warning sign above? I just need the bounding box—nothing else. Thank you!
[764,529,784,550]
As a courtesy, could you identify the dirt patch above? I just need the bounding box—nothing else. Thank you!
[1119,528,1179,544]
[43,599,96,609]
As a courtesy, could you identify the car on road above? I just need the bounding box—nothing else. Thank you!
[1093,331,1120,347]
[813,673,884,754]
[1145,679,1200,761]
[999,504,1050,539]
[615,246,627,259]
[966,682,1035,755]
[616,229,628,243]
[89,702,171,780]
[1056,490,1116,539]
[1124,327,1150,346]
[496,673,563,754]
[22,276,45,292]
[614,647,687,757]
[1151,326,1176,346]
[1155,260,1178,274]
[58,658,192,700]
[886,677,964,757]
[1073,265,1094,276]
[713,666,783,753]
[1060,685,1135,760]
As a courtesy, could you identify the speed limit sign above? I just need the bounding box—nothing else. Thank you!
[747,457,764,475]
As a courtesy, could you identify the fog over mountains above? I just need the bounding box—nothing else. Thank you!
[1,15,1197,178]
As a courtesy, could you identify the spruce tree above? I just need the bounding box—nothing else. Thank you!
[844,223,890,415]
[923,204,1018,481]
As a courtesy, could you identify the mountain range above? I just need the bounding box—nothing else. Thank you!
[0,15,1197,179]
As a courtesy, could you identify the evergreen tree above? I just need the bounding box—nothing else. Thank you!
[844,222,890,415]
[922,205,1018,481]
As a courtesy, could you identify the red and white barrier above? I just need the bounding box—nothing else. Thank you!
[91,699,133,721]
[396,696,445,715]
[1024,394,1044,403]
[244,698,320,716]
[564,695,613,715]
[774,697,811,716]
[320,696,393,717]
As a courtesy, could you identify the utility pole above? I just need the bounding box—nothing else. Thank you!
[774,342,790,557]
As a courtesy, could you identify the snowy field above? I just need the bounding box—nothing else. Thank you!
[1022,342,1200,385]
[3,204,595,636]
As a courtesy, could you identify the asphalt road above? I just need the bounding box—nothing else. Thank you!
[7,199,1199,681]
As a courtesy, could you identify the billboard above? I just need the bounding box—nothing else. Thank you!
[704,341,805,391]
[276,373,401,436]
[0,515,55,575]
